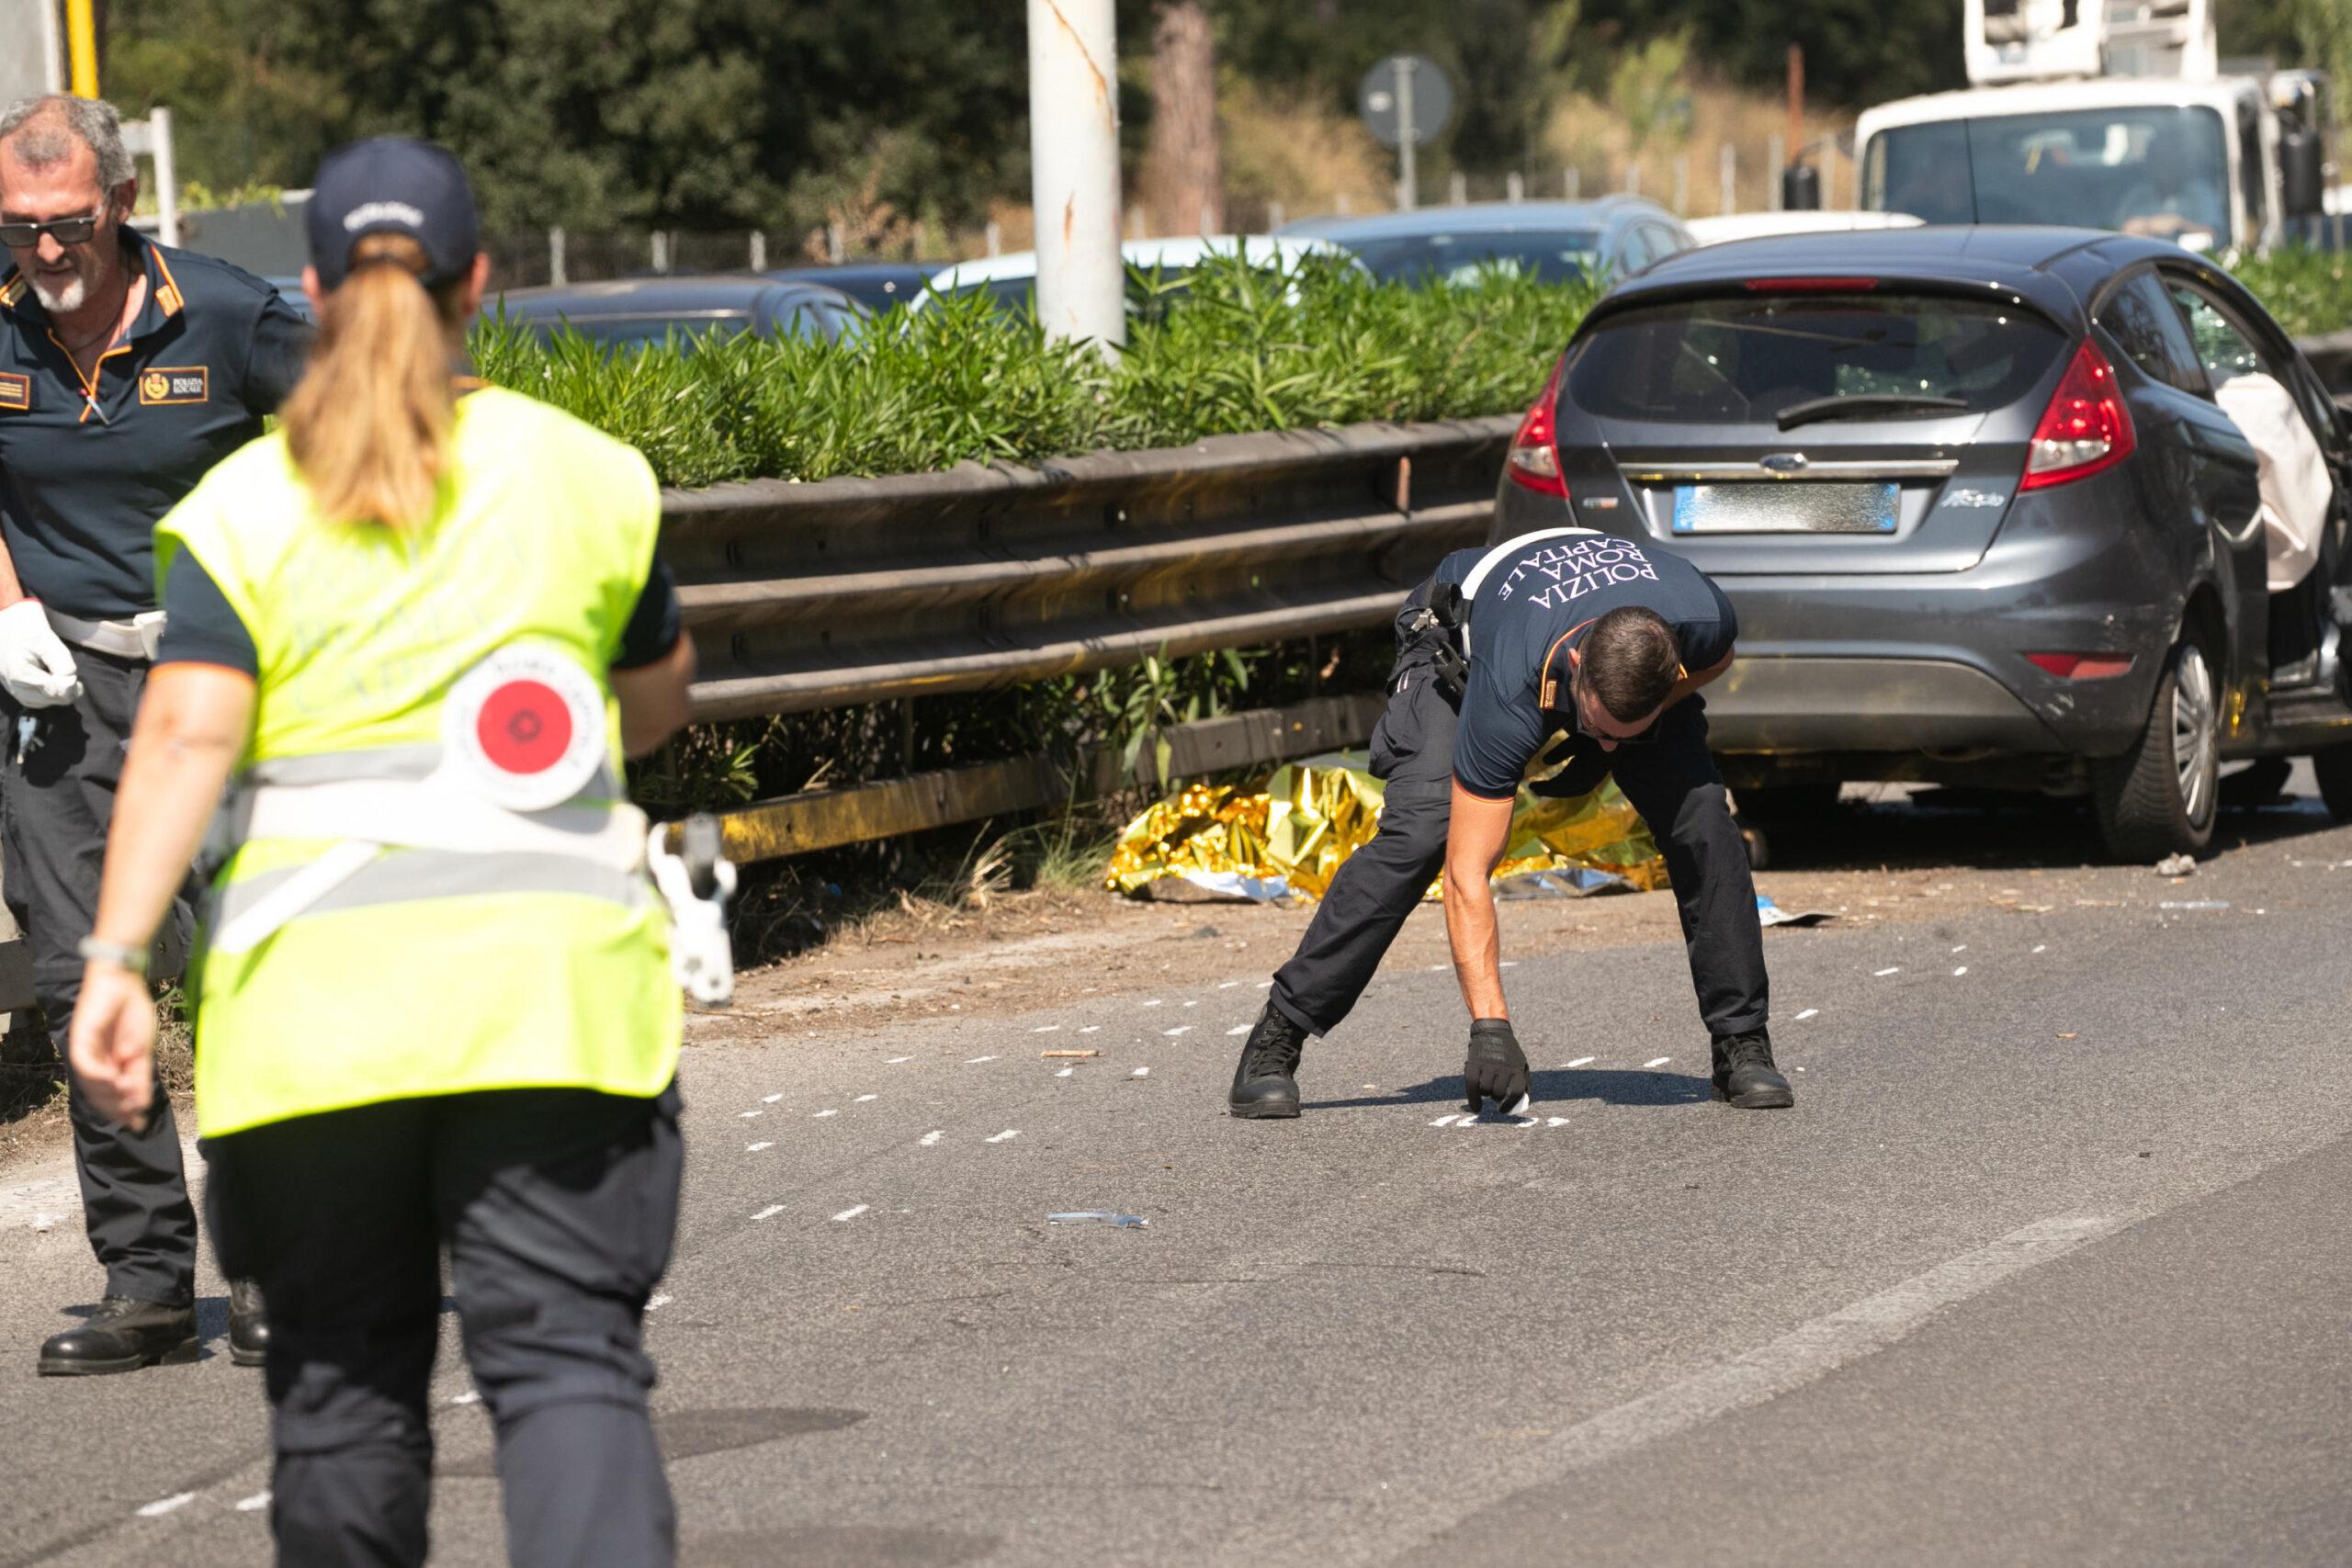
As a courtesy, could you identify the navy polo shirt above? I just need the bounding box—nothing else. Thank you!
[0,230,312,619]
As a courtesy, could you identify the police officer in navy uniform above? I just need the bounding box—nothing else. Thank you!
[1227,527,1794,1118]
[0,94,310,1373]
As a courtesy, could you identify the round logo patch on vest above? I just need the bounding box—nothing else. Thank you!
[442,646,606,811]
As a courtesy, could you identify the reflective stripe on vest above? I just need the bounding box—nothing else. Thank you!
[244,744,624,798]
[213,849,655,934]
[1455,527,1603,660]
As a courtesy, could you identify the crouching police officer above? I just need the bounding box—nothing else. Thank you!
[1,93,311,1373]
[69,139,697,1566]
[1227,527,1792,1118]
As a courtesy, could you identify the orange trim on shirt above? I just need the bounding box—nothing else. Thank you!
[150,250,185,318]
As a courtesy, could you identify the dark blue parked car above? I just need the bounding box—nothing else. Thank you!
[1487,226,2352,858]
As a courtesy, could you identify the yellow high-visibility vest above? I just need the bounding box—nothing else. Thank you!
[155,386,681,1136]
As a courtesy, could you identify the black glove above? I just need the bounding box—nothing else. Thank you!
[1463,1018,1531,1117]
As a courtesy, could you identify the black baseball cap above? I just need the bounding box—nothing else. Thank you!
[306,137,478,289]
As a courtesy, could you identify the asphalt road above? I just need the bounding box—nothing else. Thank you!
[4,780,2351,1567]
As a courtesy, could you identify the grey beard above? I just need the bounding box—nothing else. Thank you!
[31,274,85,314]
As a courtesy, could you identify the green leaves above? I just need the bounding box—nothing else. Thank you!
[468,255,1603,491]
[2230,247,2352,344]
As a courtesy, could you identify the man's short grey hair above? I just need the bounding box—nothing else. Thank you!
[0,95,135,190]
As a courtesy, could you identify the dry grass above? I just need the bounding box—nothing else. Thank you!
[0,997,193,1169]
[1542,71,1859,218]
[1214,77,1394,231]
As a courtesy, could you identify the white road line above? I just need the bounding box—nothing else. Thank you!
[1644,1056,1672,1068]
[1566,1055,1595,1067]
[1873,966,1901,976]
[137,1494,195,1518]
[1546,1117,1569,1127]
[854,1094,877,1102]
[1079,1026,1102,1034]
[919,1131,944,1146]
[739,1110,762,1119]
[1500,961,1518,968]
[832,1205,869,1223]
[1183,999,1199,1008]
[966,1055,1000,1064]
[1218,980,1241,988]
[886,1056,913,1064]
[1430,1113,1461,1126]
[1227,1024,1251,1035]
[1163,1026,1191,1037]
[1952,966,1969,976]
[1131,1067,1151,1077]
[2031,944,2047,953]
[1142,999,1164,1008]
[1033,1024,1060,1033]
[813,1110,838,1119]
[746,1142,773,1152]
[762,1093,782,1103]
[1951,944,1968,953]
[233,1491,271,1513]
[1499,1213,2121,1485]
[1793,1009,1820,1021]
[752,1204,785,1221]
[1257,980,1273,987]
[986,1130,1021,1144]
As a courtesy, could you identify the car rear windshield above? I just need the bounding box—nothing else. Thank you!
[1565,291,2069,424]
[1340,230,1599,286]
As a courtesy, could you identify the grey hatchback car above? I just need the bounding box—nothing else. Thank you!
[1280,196,1694,288]
[1487,227,2352,859]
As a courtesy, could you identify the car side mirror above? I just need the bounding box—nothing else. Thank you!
[1781,164,1822,212]
[2279,128,2325,218]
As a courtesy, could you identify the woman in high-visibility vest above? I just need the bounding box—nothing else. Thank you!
[69,139,696,1568]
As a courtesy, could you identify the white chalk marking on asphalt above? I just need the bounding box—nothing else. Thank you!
[832,1205,869,1223]
[1500,961,1518,968]
[1227,1024,1251,1035]
[647,1294,673,1312]
[1546,1117,1570,1127]
[813,1110,838,1119]
[746,1142,774,1152]
[1132,1067,1151,1077]
[1163,1026,1191,1037]
[966,1055,1000,1064]
[919,1131,944,1147]
[752,1204,786,1221]
[1430,1113,1461,1126]
[1566,1055,1595,1067]
[1873,967,1901,976]
[1032,1024,1060,1033]
[1502,1213,2122,1485]
[1793,1009,1820,1021]
[1057,1066,1075,1077]
[1258,980,1273,987]
[1184,999,1199,1008]
[1142,999,1164,1008]
[986,1129,1021,1144]
[1079,1025,1102,1033]
[1644,1056,1672,1068]
[1952,966,1968,976]
[1219,980,1241,988]
[854,1094,877,1102]
[1951,944,1967,953]
[886,1056,913,1064]
[234,1491,271,1513]
[739,1110,762,1119]
[450,1391,481,1406]
[1428,964,1449,972]
[137,1494,196,1518]
[2031,944,2047,953]
[762,1093,782,1103]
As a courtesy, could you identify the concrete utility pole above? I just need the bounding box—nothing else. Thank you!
[1027,0,1125,355]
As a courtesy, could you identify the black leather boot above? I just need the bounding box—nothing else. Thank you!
[1712,1031,1795,1110]
[1227,1002,1307,1119]
[228,1278,269,1368]
[38,1296,198,1376]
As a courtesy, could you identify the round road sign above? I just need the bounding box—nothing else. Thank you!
[1359,54,1453,150]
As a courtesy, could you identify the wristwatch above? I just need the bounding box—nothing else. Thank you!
[76,936,150,976]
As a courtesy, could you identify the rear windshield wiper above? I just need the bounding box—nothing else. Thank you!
[1775,393,1967,431]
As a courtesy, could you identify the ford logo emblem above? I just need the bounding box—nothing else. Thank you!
[1758,453,1809,474]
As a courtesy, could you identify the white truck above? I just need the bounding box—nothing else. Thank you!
[1849,0,2335,255]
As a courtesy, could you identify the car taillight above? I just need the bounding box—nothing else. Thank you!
[2020,341,2135,491]
[1507,357,1569,499]
[2026,652,2135,680]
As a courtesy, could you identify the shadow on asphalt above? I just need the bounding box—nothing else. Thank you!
[1303,1067,1709,1114]
[1750,788,2338,874]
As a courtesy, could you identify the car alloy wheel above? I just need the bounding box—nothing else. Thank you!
[2169,641,2217,828]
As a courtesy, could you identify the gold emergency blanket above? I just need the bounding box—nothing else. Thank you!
[1105,756,1668,900]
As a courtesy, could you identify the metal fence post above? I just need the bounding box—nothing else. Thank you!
[749,231,766,271]
[1505,171,1523,204]
[986,220,1003,256]
[650,230,669,274]
[548,225,566,287]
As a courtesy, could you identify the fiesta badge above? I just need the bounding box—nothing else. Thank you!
[442,645,606,811]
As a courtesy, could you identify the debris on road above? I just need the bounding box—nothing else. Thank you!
[2154,852,2197,876]
[1758,894,1838,928]
[1041,1049,1101,1058]
[1047,1211,1148,1228]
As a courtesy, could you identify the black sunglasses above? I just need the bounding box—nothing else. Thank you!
[0,209,106,249]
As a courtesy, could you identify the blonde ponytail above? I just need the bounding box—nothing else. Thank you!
[281,233,465,530]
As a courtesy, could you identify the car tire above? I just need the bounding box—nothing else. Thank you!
[2092,637,2219,862]
[2312,743,2352,823]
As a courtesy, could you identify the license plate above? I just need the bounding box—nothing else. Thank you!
[1671,482,1898,535]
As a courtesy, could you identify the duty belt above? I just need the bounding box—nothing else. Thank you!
[46,607,165,660]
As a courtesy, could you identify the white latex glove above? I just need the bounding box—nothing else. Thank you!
[0,600,83,708]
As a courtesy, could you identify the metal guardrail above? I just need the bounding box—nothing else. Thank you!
[666,415,1516,721]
